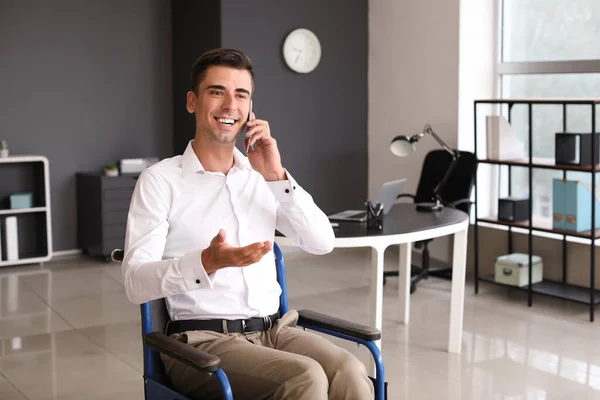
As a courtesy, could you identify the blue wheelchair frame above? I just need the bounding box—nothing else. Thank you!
[135,243,386,399]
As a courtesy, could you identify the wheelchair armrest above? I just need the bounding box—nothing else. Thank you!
[396,193,416,202]
[143,331,221,373]
[297,310,381,341]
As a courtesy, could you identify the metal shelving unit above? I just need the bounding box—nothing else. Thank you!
[474,99,600,321]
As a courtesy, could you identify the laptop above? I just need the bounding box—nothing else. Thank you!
[328,179,408,222]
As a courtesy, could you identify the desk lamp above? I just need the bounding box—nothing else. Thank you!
[390,124,460,212]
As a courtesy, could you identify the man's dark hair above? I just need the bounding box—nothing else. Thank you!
[190,48,254,94]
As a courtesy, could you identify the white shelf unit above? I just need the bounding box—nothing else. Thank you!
[0,155,53,267]
[0,207,47,215]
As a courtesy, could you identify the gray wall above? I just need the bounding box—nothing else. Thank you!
[171,0,221,156]
[1,0,367,252]
[0,0,173,251]
[220,0,369,215]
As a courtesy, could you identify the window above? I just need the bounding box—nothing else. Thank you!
[503,0,600,62]
[497,0,600,220]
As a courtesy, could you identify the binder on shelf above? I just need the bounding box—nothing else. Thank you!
[563,180,600,232]
[485,115,526,160]
[552,179,565,230]
[5,216,19,261]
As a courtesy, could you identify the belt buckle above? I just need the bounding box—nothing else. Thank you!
[241,317,271,334]
[242,319,257,334]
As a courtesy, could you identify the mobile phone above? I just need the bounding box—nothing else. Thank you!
[245,100,253,153]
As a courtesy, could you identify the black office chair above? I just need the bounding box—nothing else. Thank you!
[383,150,477,293]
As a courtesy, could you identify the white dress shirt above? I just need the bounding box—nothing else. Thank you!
[122,140,335,321]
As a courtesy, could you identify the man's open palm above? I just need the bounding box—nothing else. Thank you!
[201,229,273,274]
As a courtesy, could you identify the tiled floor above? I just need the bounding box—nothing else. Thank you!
[3,246,600,399]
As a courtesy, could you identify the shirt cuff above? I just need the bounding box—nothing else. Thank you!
[267,169,300,203]
[179,248,216,290]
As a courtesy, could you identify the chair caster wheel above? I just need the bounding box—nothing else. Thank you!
[410,283,416,294]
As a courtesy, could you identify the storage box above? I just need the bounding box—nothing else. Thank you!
[555,132,600,166]
[498,197,529,222]
[494,253,543,287]
[10,192,33,209]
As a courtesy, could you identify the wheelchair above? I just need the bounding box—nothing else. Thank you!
[112,243,387,399]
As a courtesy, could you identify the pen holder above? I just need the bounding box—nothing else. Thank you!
[366,202,384,231]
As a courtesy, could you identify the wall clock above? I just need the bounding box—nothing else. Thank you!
[282,28,321,74]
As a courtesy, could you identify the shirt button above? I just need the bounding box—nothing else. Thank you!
[293,186,296,190]
[285,189,290,193]
[196,279,201,284]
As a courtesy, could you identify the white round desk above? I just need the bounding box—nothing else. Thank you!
[275,203,469,373]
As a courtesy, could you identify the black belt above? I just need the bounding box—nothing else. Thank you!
[166,312,281,336]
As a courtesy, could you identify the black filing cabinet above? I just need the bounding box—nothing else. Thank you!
[76,172,138,261]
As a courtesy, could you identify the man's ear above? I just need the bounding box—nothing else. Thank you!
[186,91,196,114]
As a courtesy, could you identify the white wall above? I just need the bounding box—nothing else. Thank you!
[458,0,498,222]
[457,0,497,153]
[369,0,461,261]
[369,0,496,263]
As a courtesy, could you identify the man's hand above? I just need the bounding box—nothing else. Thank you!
[243,113,286,181]
[201,229,273,275]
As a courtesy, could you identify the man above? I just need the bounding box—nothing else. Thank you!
[122,48,374,400]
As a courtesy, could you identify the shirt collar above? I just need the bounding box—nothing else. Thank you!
[181,140,253,177]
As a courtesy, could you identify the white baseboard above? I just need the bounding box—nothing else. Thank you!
[52,249,83,258]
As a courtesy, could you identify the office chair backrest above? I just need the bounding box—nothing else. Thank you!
[414,150,477,214]
[141,243,289,385]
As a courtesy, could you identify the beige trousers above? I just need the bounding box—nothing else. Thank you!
[161,310,374,400]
